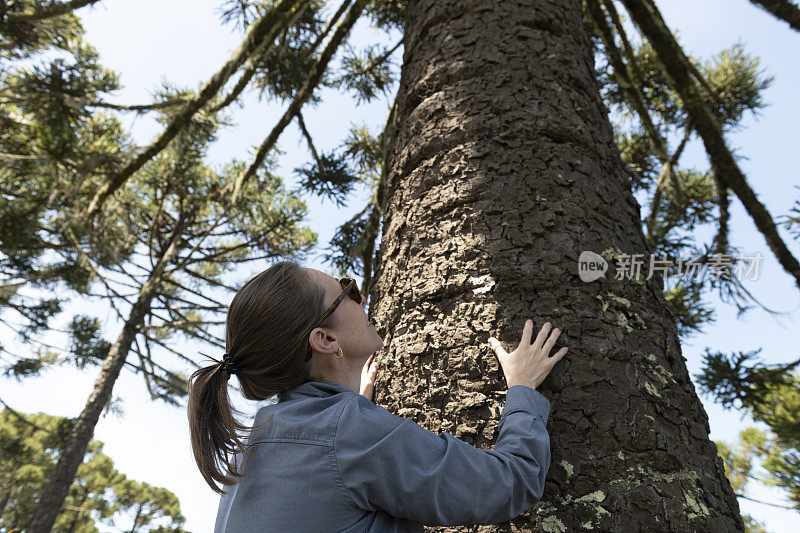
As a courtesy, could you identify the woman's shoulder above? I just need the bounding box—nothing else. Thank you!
[248,392,356,445]
[336,394,409,442]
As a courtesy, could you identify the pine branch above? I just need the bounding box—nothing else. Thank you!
[749,0,800,32]
[62,227,141,300]
[4,0,102,23]
[179,266,238,292]
[132,334,190,400]
[127,341,189,397]
[602,1,647,92]
[296,110,325,173]
[588,0,688,245]
[141,184,177,271]
[84,97,191,113]
[161,243,249,276]
[142,304,224,323]
[104,261,151,284]
[159,303,225,348]
[82,0,311,219]
[208,9,306,114]
[226,0,369,203]
[164,210,230,274]
[370,39,403,71]
[1,90,192,113]
[645,127,691,246]
[712,171,731,256]
[746,355,800,387]
[690,247,788,318]
[1,330,178,397]
[133,337,157,400]
[620,0,800,292]
[141,330,209,372]
[0,396,57,436]
[208,62,257,113]
[304,0,353,62]
[158,277,227,308]
[136,331,239,391]
[163,234,274,270]
[361,95,399,295]
[735,492,796,509]
[598,0,686,204]
[140,334,158,396]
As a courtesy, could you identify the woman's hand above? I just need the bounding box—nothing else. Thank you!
[488,320,568,390]
[359,352,379,401]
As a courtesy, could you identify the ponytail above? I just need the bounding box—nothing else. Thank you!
[186,260,333,494]
[187,362,252,494]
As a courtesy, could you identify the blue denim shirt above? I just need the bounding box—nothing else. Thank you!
[213,380,551,532]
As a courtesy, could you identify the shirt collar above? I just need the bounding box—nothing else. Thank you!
[278,380,356,402]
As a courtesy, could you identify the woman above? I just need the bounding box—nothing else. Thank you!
[187,260,568,532]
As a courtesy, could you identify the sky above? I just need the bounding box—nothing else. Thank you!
[1,0,798,531]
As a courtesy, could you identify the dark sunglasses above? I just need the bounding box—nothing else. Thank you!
[305,278,363,361]
[313,277,363,329]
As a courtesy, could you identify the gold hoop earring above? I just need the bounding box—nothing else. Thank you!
[335,347,343,359]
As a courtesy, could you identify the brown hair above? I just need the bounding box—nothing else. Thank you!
[187,260,335,494]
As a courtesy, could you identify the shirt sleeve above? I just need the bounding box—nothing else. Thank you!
[333,385,551,526]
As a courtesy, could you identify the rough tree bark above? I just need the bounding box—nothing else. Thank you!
[366,0,745,531]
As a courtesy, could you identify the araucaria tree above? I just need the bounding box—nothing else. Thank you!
[367,0,748,530]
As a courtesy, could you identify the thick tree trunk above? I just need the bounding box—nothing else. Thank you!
[367,0,744,531]
[27,224,186,533]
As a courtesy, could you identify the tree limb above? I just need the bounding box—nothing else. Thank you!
[598,0,686,204]
[82,0,311,219]
[749,0,800,32]
[620,0,800,292]
[736,492,796,509]
[226,0,369,203]
[296,110,325,173]
[4,0,102,23]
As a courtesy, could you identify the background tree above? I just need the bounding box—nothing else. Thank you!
[0,3,132,348]
[699,350,800,515]
[21,85,316,529]
[113,478,189,533]
[0,407,188,532]
[2,1,393,530]
[715,426,795,533]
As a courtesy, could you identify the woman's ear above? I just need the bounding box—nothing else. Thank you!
[309,328,339,354]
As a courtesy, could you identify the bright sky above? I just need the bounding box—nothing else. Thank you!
[2,1,798,531]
